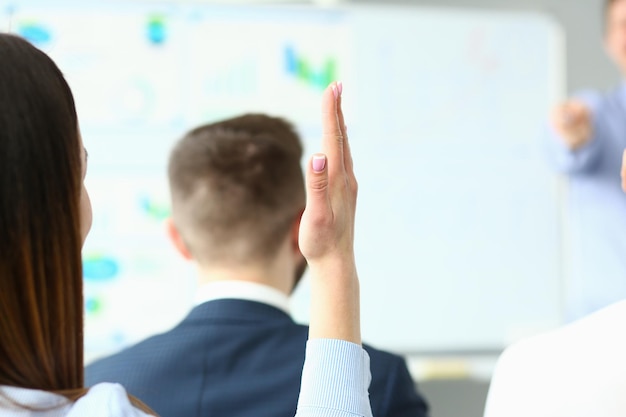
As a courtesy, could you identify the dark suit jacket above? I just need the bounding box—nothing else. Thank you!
[86,299,429,417]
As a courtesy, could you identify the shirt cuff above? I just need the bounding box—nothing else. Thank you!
[297,339,372,417]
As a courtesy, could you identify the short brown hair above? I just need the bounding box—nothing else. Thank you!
[168,114,305,265]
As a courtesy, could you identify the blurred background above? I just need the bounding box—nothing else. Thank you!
[0,1,618,416]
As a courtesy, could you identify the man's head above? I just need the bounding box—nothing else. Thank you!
[605,0,626,73]
[167,114,307,291]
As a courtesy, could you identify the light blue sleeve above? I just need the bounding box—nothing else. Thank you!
[544,90,605,175]
[296,339,373,417]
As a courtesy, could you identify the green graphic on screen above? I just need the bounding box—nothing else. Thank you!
[284,45,337,90]
[85,296,104,316]
[146,15,167,45]
[139,195,171,221]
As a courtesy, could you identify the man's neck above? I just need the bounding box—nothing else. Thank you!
[197,264,292,296]
[194,279,293,313]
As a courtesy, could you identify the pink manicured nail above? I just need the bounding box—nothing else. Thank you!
[338,81,343,95]
[331,85,338,99]
[313,155,326,172]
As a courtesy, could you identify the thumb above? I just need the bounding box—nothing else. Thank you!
[305,154,331,228]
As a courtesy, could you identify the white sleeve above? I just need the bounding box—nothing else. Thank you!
[484,343,537,417]
[68,383,154,417]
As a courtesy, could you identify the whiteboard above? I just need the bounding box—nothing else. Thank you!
[298,7,566,353]
[4,1,564,356]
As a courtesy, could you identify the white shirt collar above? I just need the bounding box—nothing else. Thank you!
[195,280,291,315]
[0,385,69,411]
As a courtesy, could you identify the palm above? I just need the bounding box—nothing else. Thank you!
[297,84,357,264]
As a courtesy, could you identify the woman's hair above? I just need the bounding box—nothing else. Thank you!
[0,33,156,415]
[0,34,84,392]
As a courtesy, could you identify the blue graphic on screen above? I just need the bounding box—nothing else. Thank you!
[147,15,167,45]
[18,22,52,46]
[83,254,120,281]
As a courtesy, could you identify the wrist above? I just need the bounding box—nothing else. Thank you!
[307,255,357,279]
[307,256,361,344]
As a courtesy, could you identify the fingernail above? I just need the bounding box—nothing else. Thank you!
[338,81,343,95]
[331,85,338,99]
[313,155,326,172]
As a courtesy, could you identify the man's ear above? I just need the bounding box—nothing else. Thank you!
[166,218,193,260]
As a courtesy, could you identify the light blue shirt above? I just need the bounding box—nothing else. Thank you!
[0,340,372,417]
[546,82,626,321]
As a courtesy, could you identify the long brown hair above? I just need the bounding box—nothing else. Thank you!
[0,33,84,391]
[0,34,154,414]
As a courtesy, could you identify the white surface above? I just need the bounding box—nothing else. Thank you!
[485,300,626,417]
[4,1,564,357]
[0,383,152,417]
[293,7,566,353]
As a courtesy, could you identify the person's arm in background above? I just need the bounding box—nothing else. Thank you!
[295,82,372,417]
[545,94,604,174]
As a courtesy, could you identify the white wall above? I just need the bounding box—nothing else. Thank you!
[353,0,620,93]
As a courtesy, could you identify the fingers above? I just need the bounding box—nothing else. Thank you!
[321,82,345,176]
[567,99,588,113]
[562,101,590,125]
[561,107,575,126]
[305,154,331,230]
[558,106,577,127]
[622,150,626,193]
[551,102,592,151]
[336,82,346,134]
[336,83,354,175]
[553,100,585,122]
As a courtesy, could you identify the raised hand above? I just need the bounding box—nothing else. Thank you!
[550,100,593,150]
[299,81,361,344]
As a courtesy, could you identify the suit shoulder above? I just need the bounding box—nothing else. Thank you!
[85,326,195,382]
[362,343,404,361]
[361,342,409,374]
[89,331,172,364]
